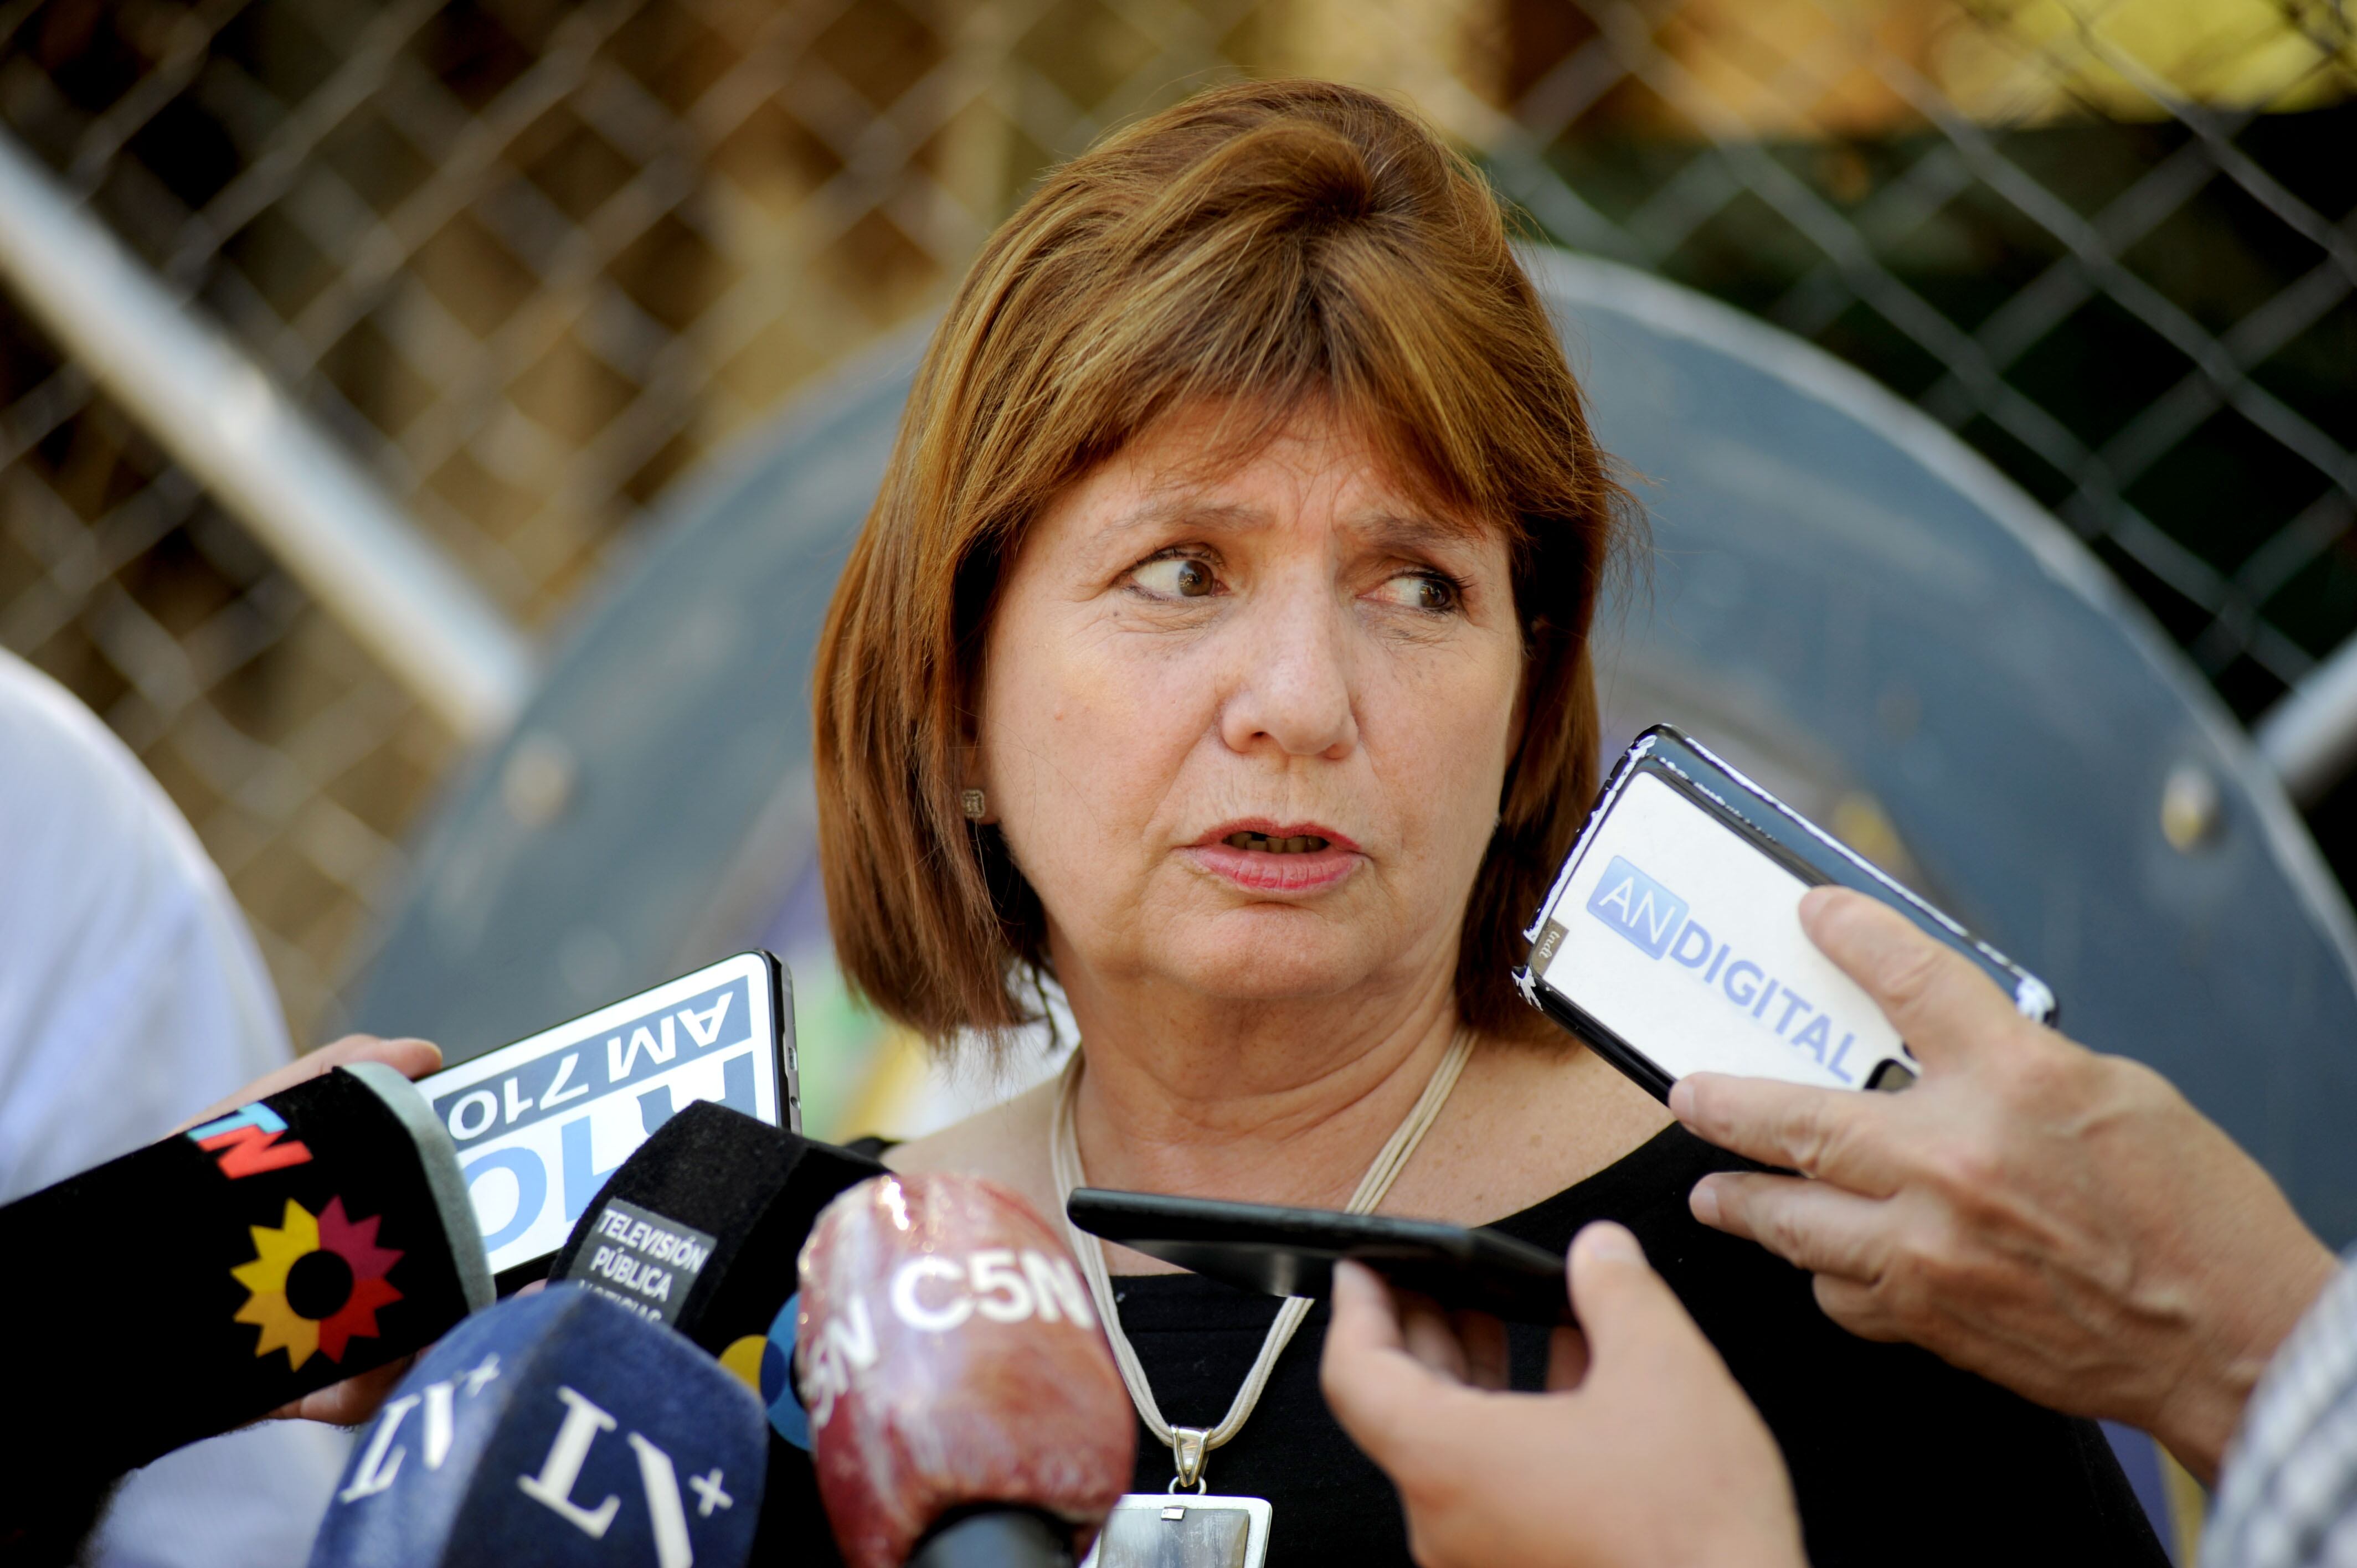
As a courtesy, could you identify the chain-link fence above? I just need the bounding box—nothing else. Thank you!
[1,0,2350,1046]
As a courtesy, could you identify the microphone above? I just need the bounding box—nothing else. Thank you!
[309,1283,766,1567]
[797,1172,1135,1568]
[542,1101,889,1559]
[0,1063,492,1502]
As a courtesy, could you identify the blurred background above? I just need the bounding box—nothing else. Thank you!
[2,0,2353,1165]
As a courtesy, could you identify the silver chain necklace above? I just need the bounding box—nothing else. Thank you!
[1051,1029,1475,1568]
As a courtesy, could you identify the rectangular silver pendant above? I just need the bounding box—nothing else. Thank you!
[1081,1492,1273,1568]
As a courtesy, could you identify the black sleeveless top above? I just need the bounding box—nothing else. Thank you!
[1107,1124,2168,1567]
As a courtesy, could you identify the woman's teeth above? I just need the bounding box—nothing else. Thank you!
[1224,832,1330,854]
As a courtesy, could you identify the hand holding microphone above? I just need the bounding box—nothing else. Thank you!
[0,1044,492,1521]
[172,1032,452,1427]
[797,1171,1135,1568]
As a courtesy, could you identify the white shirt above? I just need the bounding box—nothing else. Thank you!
[0,649,347,1566]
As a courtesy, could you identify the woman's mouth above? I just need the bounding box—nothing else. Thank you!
[1223,831,1330,854]
[1186,822,1362,894]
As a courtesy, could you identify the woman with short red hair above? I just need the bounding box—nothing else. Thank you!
[813,79,2162,1568]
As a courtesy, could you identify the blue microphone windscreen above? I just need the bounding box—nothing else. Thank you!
[310,1285,765,1568]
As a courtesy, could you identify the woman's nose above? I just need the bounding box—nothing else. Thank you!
[1217,589,1357,760]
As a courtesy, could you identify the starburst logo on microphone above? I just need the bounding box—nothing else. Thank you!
[231,1198,404,1369]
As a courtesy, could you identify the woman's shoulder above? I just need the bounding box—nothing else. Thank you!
[882,1075,1066,1225]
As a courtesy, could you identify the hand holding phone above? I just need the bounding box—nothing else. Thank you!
[1517,726,2054,1101]
[1319,1224,1807,1568]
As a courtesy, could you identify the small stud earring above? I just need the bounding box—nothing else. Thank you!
[960,788,987,821]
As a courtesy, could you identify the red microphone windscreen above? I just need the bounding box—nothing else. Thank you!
[796,1173,1134,1568]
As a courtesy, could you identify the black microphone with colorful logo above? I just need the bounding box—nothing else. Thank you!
[308,1283,766,1568]
[0,1062,492,1507]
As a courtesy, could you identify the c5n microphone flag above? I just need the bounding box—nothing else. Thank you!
[0,1063,492,1496]
[310,1284,766,1568]
[797,1173,1135,1568]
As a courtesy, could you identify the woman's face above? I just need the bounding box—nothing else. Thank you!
[977,401,1526,1016]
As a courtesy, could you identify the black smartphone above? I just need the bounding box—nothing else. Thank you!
[415,950,798,1292]
[1516,725,2056,1102]
[1067,1187,1574,1325]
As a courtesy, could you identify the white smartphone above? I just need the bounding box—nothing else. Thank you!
[414,951,796,1289]
[1517,726,2054,1101]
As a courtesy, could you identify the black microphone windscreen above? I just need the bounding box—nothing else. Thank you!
[544,1101,886,1562]
[0,1063,491,1493]
[309,1284,766,1567]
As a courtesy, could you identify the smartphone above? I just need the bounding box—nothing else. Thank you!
[1066,1187,1574,1325]
[1517,725,2055,1102]
[415,951,797,1291]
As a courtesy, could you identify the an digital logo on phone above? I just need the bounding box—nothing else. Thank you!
[1582,855,1864,1083]
[1584,858,1690,959]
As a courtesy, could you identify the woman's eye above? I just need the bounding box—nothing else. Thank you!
[1131,555,1218,599]
[1370,571,1459,612]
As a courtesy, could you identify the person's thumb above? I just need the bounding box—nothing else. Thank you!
[1797,887,2016,1072]
[1321,1261,1442,1467]
[1565,1222,1713,1378]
